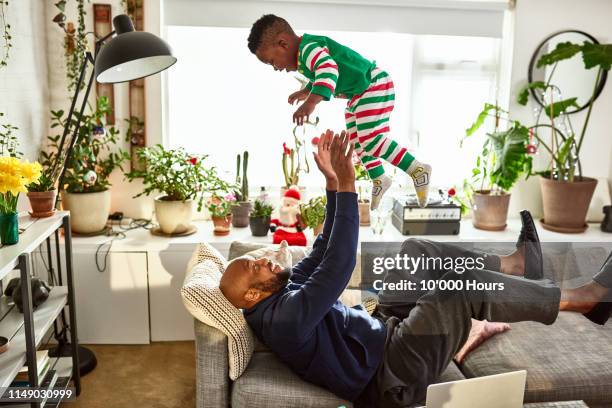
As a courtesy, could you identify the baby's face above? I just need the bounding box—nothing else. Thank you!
[255,39,297,73]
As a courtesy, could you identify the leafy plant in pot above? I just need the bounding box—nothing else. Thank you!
[355,158,371,226]
[231,151,252,227]
[454,104,533,230]
[208,193,236,236]
[48,96,129,234]
[518,40,612,232]
[126,145,232,235]
[249,199,273,237]
[299,195,326,236]
[280,120,316,197]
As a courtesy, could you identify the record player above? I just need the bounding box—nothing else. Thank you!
[391,192,461,235]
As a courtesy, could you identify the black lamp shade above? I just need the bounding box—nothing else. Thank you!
[95,18,177,83]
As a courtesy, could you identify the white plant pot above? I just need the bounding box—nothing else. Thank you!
[154,197,194,234]
[62,190,111,234]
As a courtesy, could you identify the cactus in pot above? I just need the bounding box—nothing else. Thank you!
[231,151,252,227]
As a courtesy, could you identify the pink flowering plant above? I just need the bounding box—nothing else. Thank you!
[126,144,234,211]
[207,193,236,217]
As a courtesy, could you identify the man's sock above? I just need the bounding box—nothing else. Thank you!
[407,160,432,208]
[370,174,392,211]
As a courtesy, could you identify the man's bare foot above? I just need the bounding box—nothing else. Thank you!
[454,319,510,363]
[560,281,609,313]
[500,249,524,276]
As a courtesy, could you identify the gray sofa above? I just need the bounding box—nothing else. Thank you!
[194,242,612,408]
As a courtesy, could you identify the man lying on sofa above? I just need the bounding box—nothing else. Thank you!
[219,130,612,408]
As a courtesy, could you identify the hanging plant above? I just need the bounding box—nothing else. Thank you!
[0,0,12,68]
[52,0,88,91]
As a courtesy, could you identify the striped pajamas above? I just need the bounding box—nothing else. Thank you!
[345,68,414,179]
[298,35,416,180]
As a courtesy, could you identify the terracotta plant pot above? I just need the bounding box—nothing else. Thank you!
[540,176,597,232]
[62,190,111,234]
[231,201,253,228]
[212,214,232,236]
[358,201,371,226]
[249,216,270,236]
[27,190,57,218]
[154,197,194,235]
[472,190,510,231]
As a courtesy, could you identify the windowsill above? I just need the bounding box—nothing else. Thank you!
[70,218,610,254]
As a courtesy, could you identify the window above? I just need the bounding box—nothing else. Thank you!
[165,26,500,190]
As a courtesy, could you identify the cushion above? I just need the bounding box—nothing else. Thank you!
[181,243,254,380]
[229,241,309,264]
[243,240,294,269]
[459,311,612,406]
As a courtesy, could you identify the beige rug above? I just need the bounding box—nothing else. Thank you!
[71,341,196,408]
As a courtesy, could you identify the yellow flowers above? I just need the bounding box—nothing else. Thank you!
[0,157,42,195]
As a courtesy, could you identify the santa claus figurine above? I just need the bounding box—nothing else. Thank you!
[270,186,307,246]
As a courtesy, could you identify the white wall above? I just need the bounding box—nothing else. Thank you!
[0,0,49,161]
[508,0,612,218]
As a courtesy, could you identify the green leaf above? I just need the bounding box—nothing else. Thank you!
[537,42,582,68]
[581,41,612,71]
[465,103,500,137]
[556,135,575,166]
[543,97,579,119]
[517,81,547,106]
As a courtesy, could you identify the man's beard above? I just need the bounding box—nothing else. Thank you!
[252,268,292,293]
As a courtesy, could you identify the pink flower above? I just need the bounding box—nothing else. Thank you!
[224,193,236,202]
[526,144,537,155]
[447,188,456,197]
[188,157,198,165]
[282,142,291,155]
[311,136,320,146]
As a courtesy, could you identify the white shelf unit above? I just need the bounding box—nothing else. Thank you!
[0,212,80,408]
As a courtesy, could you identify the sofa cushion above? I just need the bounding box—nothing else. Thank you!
[459,312,612,406]
[232,351,466,408]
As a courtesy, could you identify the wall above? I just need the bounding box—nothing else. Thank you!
[508,0,612,218]
[0,0,49,161]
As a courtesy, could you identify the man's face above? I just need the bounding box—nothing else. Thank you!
[255,34,297,72]
[220,256,292,308]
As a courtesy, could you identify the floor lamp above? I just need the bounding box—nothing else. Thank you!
[50,14,177,376]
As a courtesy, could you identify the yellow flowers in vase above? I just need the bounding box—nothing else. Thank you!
[0,121,42,245]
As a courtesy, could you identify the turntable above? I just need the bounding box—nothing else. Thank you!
[391,192,461,235]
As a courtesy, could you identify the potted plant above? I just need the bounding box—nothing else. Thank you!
[299,195,327,236]
[48,97,129,233]
[207,193,236,236]
[249,199,273,237]
[0,122,42,244]
[231,151,252,227]
[517,40,612,232]
[126,145,232,235]
[456,103,533,230]
[354,158,371,226]
[280,120,317,197]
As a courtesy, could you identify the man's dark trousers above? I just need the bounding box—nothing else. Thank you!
[357,239,561,407]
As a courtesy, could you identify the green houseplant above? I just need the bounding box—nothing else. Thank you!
[207,193,236,236]
[126,145,232,235]
[455,103,533,230]
[231,151,252,228]
[299,195,327,236]
[45,96,129,233]
[517,40,612,231]
[249,199,274,237]
[354,157,371,226]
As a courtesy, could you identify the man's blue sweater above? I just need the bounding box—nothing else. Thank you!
[244,191,387,401]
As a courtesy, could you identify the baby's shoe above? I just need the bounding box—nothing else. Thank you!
[370,174,392,211]
[407,161,432,208]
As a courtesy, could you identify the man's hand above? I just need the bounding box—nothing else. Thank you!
[288,88,309,105]
[293,94,323,126]
[329,131,356,193]
[313,129,338,191]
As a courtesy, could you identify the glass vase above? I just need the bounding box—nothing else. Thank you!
[0,212,19,245]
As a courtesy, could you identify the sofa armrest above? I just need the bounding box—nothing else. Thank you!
[194,318,230,408]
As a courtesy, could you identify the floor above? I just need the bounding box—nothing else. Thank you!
[71,341,196,408]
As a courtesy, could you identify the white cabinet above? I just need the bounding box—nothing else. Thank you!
[70,250,149,344]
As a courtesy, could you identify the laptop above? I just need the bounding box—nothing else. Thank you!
[425,370,527,408]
